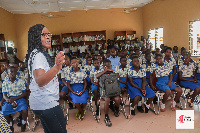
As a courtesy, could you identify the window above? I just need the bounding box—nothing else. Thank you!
[189,20,200,56]
[5,40,14,52]
[148,27,163,50]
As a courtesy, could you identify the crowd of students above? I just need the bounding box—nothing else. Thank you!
[57,43,200,127]
[0,42,200,131]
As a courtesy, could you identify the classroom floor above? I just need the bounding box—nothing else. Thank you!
[11,95,200,133]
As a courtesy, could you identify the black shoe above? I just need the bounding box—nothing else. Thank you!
[104,116,112,127]
[153,96,158,104]
[10,126,14,132]
[114,107,120,117]
[21,123,26,132]
[17,115,22,127]
[131,110,135,115]
[96,108,99,116]
[69,102,73,109]
[109,104,115,112]
[177,98,180,103]
[137,106,144,113]
[145,106,149,113]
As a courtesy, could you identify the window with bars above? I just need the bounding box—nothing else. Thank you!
[189,20,200,56]
[148,27,163,50]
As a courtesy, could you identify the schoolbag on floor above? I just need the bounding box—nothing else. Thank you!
[99,72,121,97]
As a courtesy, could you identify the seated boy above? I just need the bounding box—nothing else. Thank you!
[96,59,120,127]
[2,66,28,132]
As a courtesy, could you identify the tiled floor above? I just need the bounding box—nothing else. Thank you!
[12,96,200,133]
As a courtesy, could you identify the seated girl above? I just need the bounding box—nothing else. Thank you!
[142,53,153,86]
[60,55,73,109]
[67,57,89,120]
[128,56,155,115]
[115,56,128,107]
[115,56,128,94]
[83,56,93,88]
[90,59,101,114]
[164,47,177,82]
[179,53,200,107]
[2,66,28,132]
[151,54,182,112]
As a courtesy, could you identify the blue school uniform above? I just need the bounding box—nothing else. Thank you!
[66,68,89,103]
[151,63,179,92]
[60,66,71,93]
[127,66,155,100]
[90,68,102,93]
[115,65,128,88]
[83,65,94,86]
[163,57,177,82]
[2,78,28,116]
[142,63,152,85]
[179,63,200,89]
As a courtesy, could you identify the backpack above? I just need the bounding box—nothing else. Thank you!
[99,72,121,97]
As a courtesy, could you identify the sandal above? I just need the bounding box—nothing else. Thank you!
[170,105,175,111]
[76,111,80,120]
[84,109,86,115]
[79,114,84,120]
[188,102,193,108]
[187,97,193,108]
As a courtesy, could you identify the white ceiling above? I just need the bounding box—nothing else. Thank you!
[0,0,154,14]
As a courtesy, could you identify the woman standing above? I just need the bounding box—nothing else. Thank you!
[28,24,67,133]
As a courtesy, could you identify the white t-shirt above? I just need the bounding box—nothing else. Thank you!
[28,49,59,110]
[78,45,86,53]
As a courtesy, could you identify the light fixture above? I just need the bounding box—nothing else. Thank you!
[72,1,82,2]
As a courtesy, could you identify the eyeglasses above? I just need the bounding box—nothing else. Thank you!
[41,33,52,38]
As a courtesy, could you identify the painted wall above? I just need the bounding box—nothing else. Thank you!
[14,8,144,60]
[0,8,17,49]
[143,0,200,55]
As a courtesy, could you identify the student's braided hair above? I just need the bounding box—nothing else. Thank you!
[28,24,54,83]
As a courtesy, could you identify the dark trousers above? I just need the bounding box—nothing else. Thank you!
[33,105,67,133]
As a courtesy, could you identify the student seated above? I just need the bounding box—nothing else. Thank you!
[2,66,28,132]
[179,53,200,107]
[83,56,93,88]
[142,53,152,86]
[178,47,187,65]
[172,46,181,64]
[1,63,9,82]
[90,59,101,114]
[60,55,73,109]
[115,56,128,105]
[67,57,89,120]
[115,56,128,94]
[18,62,28,86]
[151,54,182,112]
[164,47,177,82]
[128,56,155,115]
[96,59,120,127]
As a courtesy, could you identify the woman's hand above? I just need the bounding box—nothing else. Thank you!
[55,51,65,70]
